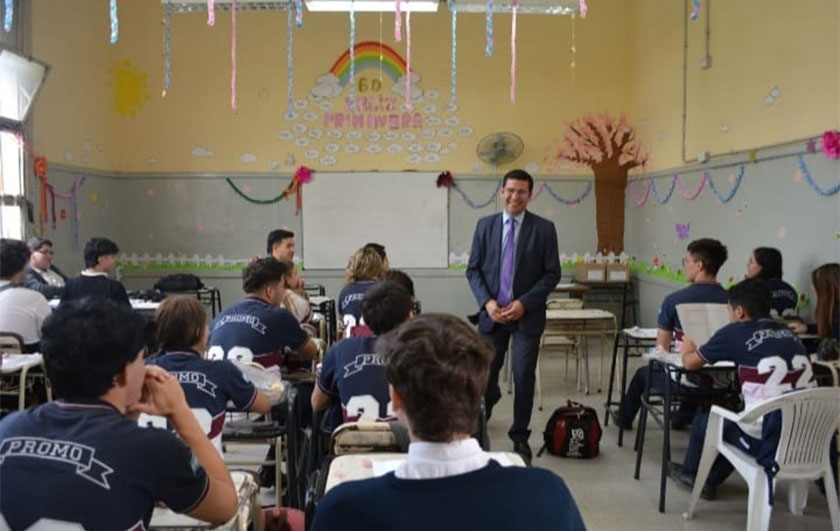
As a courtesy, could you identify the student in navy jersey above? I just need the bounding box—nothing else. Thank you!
[208,258,319,369]
[668,278,815,500]
[61,237,130,307]
[615,238,729,429]
[0,299,238,529]
[337,246,386,339]
[311,314,586,531]
[745,247,797,318]
[312,281,412,425]
[147,296,272,451]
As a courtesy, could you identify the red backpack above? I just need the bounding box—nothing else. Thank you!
[536,401,602,458]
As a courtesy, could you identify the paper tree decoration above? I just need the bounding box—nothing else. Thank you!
[552,113,648,253]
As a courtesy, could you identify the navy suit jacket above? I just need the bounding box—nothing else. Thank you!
[466,211,561,336]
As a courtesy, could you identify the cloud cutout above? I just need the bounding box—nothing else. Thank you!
[310,73,342,99]
[241,153,258,164]
[191,146,214,158]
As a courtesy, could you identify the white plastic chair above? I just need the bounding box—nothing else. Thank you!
[684,387,840,531]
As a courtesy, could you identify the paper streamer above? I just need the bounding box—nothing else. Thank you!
[379,12,384,84]
[676,173,708,200]
[631,167,745,207]
[163,2,172,96]
[570,13,576,71]
[4,0,13,32]
[394,0,401,42]
[207,0,215,26]
[349,1,356,112]
[450,1,457,106]
[230,0,237,110]
[485,0,493,56]
[690,0,700,21]
[454,180,591,208]
[109,0,118,44]
[294,0,303,27]
[707,166,744,203]
[286,8,294,119]
[510,0,517,105]
[797,154,840,196]
[578,0,587,18]
[405,8,412,109]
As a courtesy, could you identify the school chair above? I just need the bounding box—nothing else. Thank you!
[535,299,583,410]
[0,332,24,353]
[1,332,52,412]
[684,387,840,531]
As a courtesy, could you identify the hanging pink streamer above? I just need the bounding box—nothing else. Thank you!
[207,0,215,26]
[530,182,546,200]
[230,0,237,110]
[630,180,652,207]
[510,0,517,105]
[394,0,402,42]
[675,173,707,200]
[405,8,411,109]
[578,0,587,19]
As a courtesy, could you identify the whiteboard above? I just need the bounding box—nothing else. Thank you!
[301,172,448,269]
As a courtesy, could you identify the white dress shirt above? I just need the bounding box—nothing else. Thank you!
[34,266,65,287]
[0,281,52,346]
[395,437,491,480]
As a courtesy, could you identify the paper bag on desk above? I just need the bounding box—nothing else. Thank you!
[676,303,730,346]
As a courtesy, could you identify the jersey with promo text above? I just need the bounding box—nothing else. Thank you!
[145,351,257,450]
[338,281,376,338]
[317,336,394,423]
[208,296,308,369]
[0,399,208,531]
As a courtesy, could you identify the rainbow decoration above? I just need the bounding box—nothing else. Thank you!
[330,41,407,86]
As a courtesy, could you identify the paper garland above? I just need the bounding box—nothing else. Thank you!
[294,0,303,27]
[510,0,517,105]
[690,0,701,21]
[797,154,840,196]
[394,0,401,41]
[207,0,215,26]
[578,0,587,18]
[4,0,12,32]
[450,2,458,106]
[452,180,591,209]
[485,0,494,56]
[286,8,295,119]
[163,2,172,96]
[109,0,118,44]
[630,167,745,207]
[349,2,356,112]
[226,167,312,213]
[230,0,237,110]
[405,8,412,109]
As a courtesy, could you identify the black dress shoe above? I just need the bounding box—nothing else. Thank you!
[609,409,633,431]
[513,441,532,464]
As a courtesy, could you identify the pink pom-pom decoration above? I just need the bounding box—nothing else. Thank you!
[294,166,313,184]
[822,130,840,159]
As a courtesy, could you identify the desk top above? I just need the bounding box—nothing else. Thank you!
[310,296,332,306]
[149,471,257,529]
[553,283,590,292]
[1,353,43,373]
[325,451,526,493]
[622,327,658,339]
[48,298,160,310]
[644,351,735,370]
[546,309,616,320]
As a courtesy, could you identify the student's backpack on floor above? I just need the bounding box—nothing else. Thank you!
[537,401,602,458]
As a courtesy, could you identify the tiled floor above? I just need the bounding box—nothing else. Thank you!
[243,343,837,530]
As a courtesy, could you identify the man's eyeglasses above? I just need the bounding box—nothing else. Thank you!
[36,249,54,255]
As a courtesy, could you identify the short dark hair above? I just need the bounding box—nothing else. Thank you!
[267,229,295,254]
[1,239,30,278]
[728,278,772,319]
[155,296,207,352]
[362,281,412,335]
[686,238,728,276]
[26,237,53,252]
[42,299,153,399]
[752,247,783,279]
[364,243,387,262]
[379,314,494,442]
[83,237,120,268]
[242,257,290,293]
[501,169,534,193]
[385,269,414,298]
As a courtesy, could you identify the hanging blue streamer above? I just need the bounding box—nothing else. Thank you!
[542,182,592,205]
[286,8,294,119]
[109,0,119,44]
[349,1,356,113]
[797,154,840,196]
[707,165,745,203]
[4,0,12,32]
[453,181,502,209]
[485,0,493,56]
[651,176,677,204]
[294,0,303,27]
[450,1,457,106]
[163,2,172,94]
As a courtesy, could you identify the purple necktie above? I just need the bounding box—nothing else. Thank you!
[498,218,516,307]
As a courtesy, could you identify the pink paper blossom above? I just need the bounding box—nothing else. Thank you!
[822,130,840,159]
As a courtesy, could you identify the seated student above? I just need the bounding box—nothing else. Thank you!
[615,238,729,429]
[789,263,839,362]
[23,237,67,300]
[745,247,797,318]
[208,257,319,369]
[0,239,51,353]
[668,278,815,500]
[311,281,412,425]
[338,246,386,338]
[279,259,312,324]
[0,299,238,528]
[364,242,389,271]
[62,237,130,307]
[385,269,415,300]
[267,229,305,292]
[146,296,272,452]
[311,314,586,531]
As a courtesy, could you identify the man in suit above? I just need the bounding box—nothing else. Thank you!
[23,237,67,300]
[466,169,561,462]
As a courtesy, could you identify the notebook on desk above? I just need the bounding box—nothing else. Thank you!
[676,303,730,346]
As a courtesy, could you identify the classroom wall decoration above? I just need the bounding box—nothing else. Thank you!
[547,113,648,254]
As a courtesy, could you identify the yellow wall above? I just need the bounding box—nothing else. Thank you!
[629,0,840,171]
[29,0,840,174]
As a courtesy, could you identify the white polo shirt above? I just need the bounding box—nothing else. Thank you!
[0,281,52,347]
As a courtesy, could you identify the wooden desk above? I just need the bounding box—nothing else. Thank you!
[552,282,591,300]
[544,309,618,394]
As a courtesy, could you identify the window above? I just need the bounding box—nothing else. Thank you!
[0,131,24,239]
